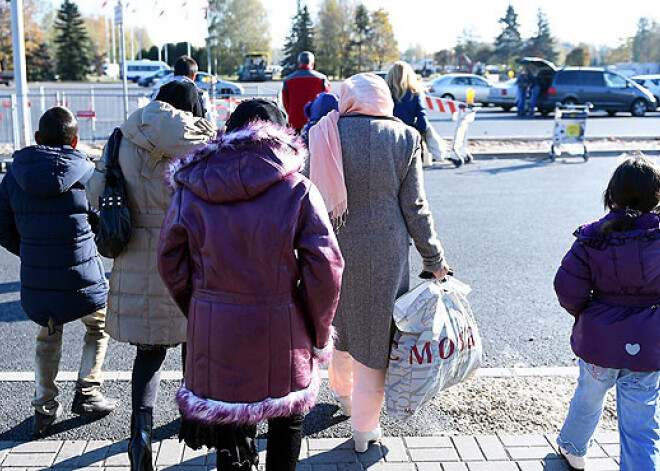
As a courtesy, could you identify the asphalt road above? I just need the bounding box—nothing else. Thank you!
[0,155,626,440]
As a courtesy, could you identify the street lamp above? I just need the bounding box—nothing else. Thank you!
[10,0,31,148]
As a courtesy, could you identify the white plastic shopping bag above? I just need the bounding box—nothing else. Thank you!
[385,276,482,421]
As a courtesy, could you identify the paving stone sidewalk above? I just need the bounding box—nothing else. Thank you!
[0,432,621,471]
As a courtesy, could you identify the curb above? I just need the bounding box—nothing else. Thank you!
[0,366,579,382]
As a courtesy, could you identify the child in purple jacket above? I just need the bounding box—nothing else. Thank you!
[554,155,660,471]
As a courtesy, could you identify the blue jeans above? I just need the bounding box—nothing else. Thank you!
[528,85,540,116]
[557,360,660,471]
[516,88,526,116]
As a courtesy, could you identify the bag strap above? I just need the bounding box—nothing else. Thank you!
[104,127,123,170]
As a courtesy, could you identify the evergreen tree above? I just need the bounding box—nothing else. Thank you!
[281,1,315,76]
[531,9,557,62]
[26,43,55,81]
[493,4,522,65]
[54,0,91,81]
[351,4,370,73]
[632,17,659,62]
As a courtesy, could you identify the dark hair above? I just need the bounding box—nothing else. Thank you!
[174,55,198,78]
[225,99,287,133]
[297,51,314,66]
[155,80,204,118]
[600,153,660,234]
[38,107,78,146]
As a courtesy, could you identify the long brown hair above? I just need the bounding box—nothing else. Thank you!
[600,153,660,234]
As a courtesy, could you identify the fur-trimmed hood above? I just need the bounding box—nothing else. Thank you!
[168,120,307,204]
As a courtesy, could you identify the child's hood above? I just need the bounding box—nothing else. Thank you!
[11,145,93,198]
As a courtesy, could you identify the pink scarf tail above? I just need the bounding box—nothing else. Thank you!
[309,110,346,224]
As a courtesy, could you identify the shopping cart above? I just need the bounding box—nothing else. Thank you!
[549,103,592,162]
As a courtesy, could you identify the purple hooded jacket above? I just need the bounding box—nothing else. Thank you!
[554,212,660,372]
[157,121,344,425]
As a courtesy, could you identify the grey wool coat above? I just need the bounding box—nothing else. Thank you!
[333,115,445,370]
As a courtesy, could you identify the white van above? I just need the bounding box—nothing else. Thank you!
[122,60,170,82]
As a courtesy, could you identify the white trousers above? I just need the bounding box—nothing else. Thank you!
[328,350,386,432]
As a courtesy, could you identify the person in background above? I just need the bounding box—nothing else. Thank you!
[151,55,214,123]
[516,68,530,117]
[554,155,660,471]
[386,61,447,165]
[88,81,216,471]
[308,74,449,454]
[301,92,339,147]
[158,99,343,471]
[282,51,331,133]
[0,107,118,437]
[527,72,541,118]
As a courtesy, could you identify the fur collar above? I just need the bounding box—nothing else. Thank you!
[167,120,307,190]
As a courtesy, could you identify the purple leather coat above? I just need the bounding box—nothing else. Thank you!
[554,212,660,372]
[157,121,344,425]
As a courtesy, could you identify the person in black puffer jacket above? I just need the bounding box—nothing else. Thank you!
[0,107,119,437]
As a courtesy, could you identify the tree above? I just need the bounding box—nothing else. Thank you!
[281,1,315,76]
[208,0,271,76]
[632,17,660,62]
[368,8,398,70]
[316,0,351,78]
[54,0,92,80]
[565,45,590,66]
[454,27,480,61]
[474,45,494,64]
[433,49,453,70]
[531,9,557,62]
[605,37,633,64]
[351,4,370,73]
[493,4,522,65]
[0,0,52,74]
[26,43,55,81]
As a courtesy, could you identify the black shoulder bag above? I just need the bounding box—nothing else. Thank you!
[96,128,132,258]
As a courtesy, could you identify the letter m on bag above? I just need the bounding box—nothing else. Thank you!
[410,342,432,364]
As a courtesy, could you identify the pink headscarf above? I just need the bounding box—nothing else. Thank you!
[309,73,394,226]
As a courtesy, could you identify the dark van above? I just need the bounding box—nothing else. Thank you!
[537,67,656,117]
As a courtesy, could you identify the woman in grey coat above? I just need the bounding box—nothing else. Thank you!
[309,73,448,453]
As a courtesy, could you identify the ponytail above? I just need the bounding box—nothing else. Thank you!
[599,207,643,235]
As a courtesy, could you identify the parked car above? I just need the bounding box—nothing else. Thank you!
[488,78,517,111]
[138,68,173,87]
[426,73,491,104]
[632,75,660,109]
[537,67,656,117]
[196,72,244,96]
[122,60,170,82]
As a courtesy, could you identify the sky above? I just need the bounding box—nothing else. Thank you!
[62,0,659,52]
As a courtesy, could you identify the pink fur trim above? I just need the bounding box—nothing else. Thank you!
[313,326,336,365]
[166,120,307,190]
[176,363,321,426]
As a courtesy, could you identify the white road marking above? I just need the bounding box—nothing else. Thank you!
[0,366,578,382]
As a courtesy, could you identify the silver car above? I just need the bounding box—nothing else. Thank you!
[487,78,518,112]
[426,74,491,104]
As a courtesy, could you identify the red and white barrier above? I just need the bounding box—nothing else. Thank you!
[425,96,468,118]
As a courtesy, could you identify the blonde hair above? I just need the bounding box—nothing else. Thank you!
[386,61,423,102]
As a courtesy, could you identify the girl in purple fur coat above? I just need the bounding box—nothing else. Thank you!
[554,155,660,471]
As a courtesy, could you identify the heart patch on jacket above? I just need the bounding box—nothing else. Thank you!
[625,343,641,356]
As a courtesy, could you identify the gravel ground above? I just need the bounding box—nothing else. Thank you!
[0,376,617,441]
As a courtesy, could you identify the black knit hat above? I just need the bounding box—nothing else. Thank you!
[155,80,205,118]
[225,99,287,133]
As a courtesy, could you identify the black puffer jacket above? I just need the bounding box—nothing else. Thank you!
[0,145,108,326]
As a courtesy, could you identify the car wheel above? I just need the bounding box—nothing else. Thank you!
[607,111,617,117]
[502,106,512,112]
[441,94,454,101]
[631,99,647,117]
[562,97,577,106]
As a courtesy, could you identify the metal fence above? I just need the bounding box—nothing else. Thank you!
[0,87,281,153]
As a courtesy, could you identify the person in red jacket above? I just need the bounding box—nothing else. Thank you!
[282,51,331,132]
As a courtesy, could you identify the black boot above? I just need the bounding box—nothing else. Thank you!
[128,411,153,471]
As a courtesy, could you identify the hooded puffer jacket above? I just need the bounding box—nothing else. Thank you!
[0,146,107,326]
[158,120,344,425]
[555,211,660,371]
[87,100,216,345]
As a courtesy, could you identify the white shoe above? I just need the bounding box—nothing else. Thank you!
[332,389,352,417]
[353,427,381,453]
[559,446,586,470]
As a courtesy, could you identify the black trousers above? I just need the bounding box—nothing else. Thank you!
[183,414,304,471]
[131,343,186,412]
